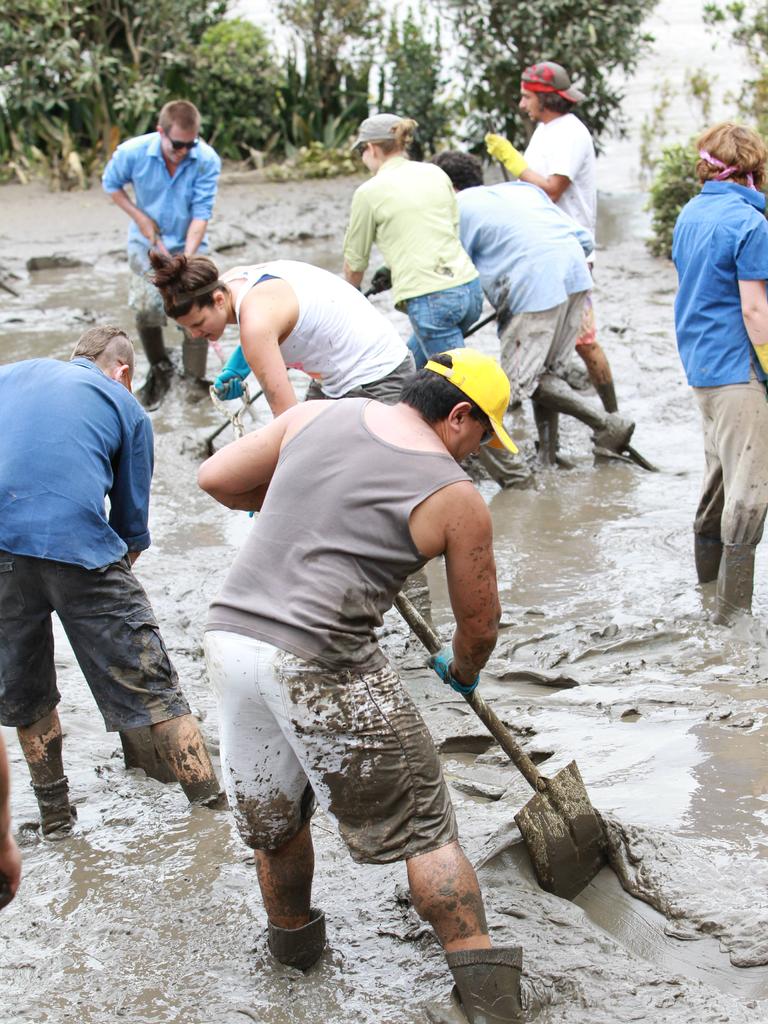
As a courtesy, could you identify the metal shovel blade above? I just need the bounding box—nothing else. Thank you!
[514,760,607,901]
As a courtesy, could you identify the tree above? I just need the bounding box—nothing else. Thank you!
[276,0,383,143]
[0,0,224,179]
[186,20,282,159]
[443,0,658,151]
[381,6,454,157]
[704,1,768,136]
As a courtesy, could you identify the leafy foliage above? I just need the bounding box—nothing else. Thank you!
[264,141,359,180]
[186,20,281,159]
[380,6,454,156]
[704,2,768,135]
[0,0,224,181]
[275,0,382,148]
[646,142,700,259]
[443,0,658,151]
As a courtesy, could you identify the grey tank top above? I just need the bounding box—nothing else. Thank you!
[206,398,469,670]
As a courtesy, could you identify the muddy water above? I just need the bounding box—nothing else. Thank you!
[2,163,768,1024]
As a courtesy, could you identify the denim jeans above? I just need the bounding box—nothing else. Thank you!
[406,278,484,368]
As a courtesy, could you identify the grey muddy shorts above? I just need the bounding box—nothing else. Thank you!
[0,551,190,729]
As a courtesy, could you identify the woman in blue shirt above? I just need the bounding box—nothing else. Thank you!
[672,122,768,623]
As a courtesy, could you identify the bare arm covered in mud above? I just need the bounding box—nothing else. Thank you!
[0,732,22,909]
[238,280,302,417]
[410,482,500,684]
[198,402,328,511]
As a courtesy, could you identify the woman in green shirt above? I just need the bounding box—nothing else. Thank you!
[343,114,483,368]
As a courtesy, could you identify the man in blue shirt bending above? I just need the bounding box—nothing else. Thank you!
[432,151,634,483]
[103,100,221,407]
[673,122,768,623]
[0,326,221,836]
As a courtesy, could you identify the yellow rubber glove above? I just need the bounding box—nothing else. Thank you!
[753,342,768,374]
[485,133,528,178]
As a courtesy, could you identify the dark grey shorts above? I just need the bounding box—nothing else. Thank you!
[0,551,190,730]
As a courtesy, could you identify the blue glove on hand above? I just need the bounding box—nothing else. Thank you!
[214,345,251,400]
[428,645,480,695]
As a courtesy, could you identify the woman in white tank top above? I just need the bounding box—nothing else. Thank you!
[149,252,412,415]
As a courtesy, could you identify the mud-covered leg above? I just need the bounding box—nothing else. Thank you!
[255,822,326,970]
[407,840,490,952]
[150,712,223,805]
[576,340,617,409]
[533,372,634,452]
[16,708,76,836]
[411,841,524,1023]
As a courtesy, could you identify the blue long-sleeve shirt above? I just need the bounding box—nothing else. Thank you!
[102,132,221,255]
[0,358,154,569]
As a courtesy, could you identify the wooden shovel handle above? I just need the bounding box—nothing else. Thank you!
[393,594,546,793]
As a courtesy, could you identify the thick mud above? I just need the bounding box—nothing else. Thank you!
[1,163,768,1024]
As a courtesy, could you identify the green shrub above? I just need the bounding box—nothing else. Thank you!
[264,141,358,180]
[646,142,701,259]
[187,20,281,159]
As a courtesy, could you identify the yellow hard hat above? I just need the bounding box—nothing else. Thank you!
[425,348,518,454]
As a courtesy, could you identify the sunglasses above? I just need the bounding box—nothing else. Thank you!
[354,142,369,156]
[478,415,495,446]
[168,137,199,151]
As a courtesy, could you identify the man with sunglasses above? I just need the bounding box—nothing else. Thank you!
[103,100,221,407]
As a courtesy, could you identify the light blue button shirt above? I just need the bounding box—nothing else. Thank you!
[102,132,221,255]
[456,182,593,316]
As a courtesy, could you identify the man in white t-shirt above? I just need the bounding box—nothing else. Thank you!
[485,61,620,415]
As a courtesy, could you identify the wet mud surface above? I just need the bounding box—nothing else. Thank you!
[2,171,768,1023]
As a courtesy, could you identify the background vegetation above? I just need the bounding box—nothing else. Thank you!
[2,0,659,187]
[646,0,768,258]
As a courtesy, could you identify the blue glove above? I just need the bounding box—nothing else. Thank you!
[214,346,251,400]
[428,645,480,695]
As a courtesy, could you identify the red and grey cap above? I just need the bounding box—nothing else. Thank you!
[521,61,586,104]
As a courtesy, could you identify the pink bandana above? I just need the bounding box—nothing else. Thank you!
[699,148,756,190]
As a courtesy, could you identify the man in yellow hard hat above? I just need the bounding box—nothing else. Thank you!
[198,349,524,1022]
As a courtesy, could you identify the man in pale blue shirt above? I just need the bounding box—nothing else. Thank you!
[0,326,222,836]
[433,151,634,479]
[103,100,221,406]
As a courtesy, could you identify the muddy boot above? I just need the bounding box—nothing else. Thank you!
[694,533,723,585]
[595,380,619,413]
[32,777,77,837]
[180,330,209,380]
[436,947,523,1023]
[267,908,326,971]
[533,401,558,466]
[713,543,756,624]
[533,373,634,454]
[135,325,173,410]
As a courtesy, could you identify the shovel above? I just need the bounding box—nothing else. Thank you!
[394,593,608,900]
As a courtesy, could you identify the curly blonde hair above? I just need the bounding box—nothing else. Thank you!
[696,122,767,190]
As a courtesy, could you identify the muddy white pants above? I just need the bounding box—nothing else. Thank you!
[204,630,457,862]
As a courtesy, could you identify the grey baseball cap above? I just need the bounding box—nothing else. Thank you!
[351,113,404,151]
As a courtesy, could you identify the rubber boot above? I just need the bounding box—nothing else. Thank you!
[533,374,634,453]
[443,947,524,1023]
[713,543,756,624]
[267,908,326,971]
[595,380,619,413]
[694,533,723,585]
[135,325,173,410]
[181,330,209,380]
[32,777,77,837]
[532,401,558,465]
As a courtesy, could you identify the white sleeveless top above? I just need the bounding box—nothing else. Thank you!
[227,260,408,398]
